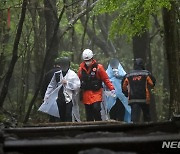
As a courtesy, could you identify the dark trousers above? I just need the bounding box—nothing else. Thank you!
[57,99,73,122]
[85,102,102,121]
[109,98,125,121]
[56,86,73,122]
[130,103,151,122]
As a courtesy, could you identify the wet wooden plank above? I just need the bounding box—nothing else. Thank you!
[4,120,180,139]
[4,133,180,154]
[3,118,180,153]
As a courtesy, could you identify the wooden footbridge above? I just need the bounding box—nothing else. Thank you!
[0,117,180,154]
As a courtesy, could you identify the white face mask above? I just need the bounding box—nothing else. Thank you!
[85,61,92,66]
[112,68,119,76]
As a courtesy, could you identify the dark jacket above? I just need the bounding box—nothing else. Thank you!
[122,59,156,104]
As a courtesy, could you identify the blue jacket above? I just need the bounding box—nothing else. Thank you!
[105,63,131,122]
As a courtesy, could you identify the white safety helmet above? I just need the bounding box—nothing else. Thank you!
[82,49,93,60]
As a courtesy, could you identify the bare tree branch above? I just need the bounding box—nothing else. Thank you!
[59,0,99,39]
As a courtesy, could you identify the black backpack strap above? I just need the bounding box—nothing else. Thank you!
[55,72,61,83]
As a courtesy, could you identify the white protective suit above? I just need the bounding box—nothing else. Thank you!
[38,69,81,122]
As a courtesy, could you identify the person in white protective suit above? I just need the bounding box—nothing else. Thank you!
[38,57,81,122]
[104,58,131,122]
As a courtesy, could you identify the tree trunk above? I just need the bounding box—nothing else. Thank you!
[28,0,46,86]
[0,53,5,85]
[28,0,46,115]
[133,33,148,61]
[0,0,27,108]
[163,58,170,119]
[44,0,59,72]
[162,1,180,118]
[0,9,10,86]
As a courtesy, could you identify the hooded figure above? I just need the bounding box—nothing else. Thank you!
[38,57,81,122]
[104,58,131,122]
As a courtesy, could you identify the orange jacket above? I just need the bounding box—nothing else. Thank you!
[78,59,114,104]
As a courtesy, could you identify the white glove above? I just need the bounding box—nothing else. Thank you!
[110,90,116,97]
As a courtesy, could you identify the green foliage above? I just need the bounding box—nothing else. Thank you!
[74,20,85,35]
[95,0,171,40]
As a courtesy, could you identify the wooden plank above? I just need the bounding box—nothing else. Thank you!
[4,133,180,154]
[4,120,180,139]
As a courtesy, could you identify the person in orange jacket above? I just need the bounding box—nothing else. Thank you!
[122,58,156,122]
[78,49,115,121]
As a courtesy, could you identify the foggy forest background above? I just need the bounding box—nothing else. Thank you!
[0,0,180,125]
